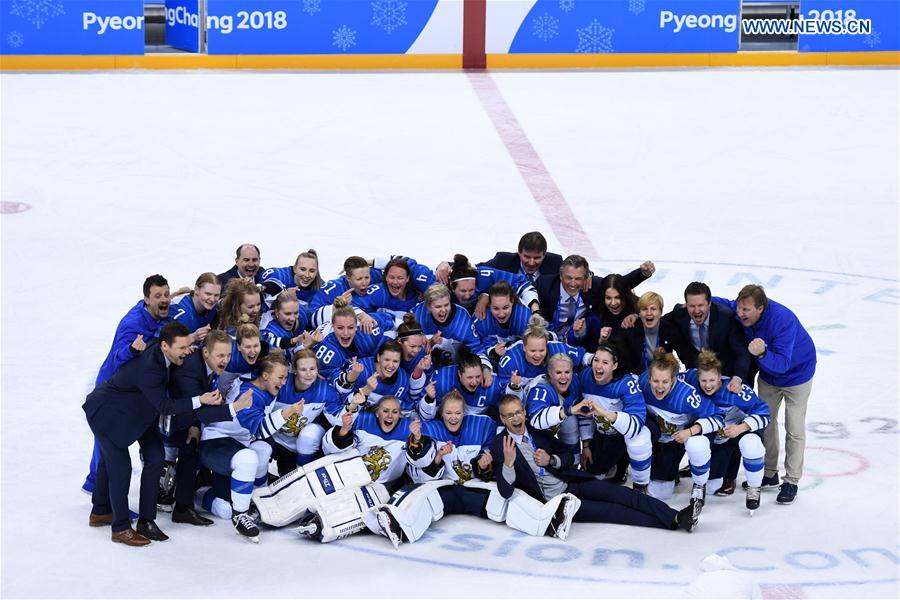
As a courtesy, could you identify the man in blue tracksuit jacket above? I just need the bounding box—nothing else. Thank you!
[714,284,815,505]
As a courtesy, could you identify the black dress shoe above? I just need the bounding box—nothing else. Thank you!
[172,507,214,527]
[136,519,170,541]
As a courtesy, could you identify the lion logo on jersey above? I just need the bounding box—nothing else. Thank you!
[362,446,392,481]
[452,459,473,483]
[595,415,614,433]
[280,414,308,437]
[655,414,677,435]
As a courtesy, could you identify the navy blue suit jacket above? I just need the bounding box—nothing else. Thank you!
[83,343,224,448]
[480,251,563,279]
[534,267,648,327]
[662,302,751,381]
[491,426,592,501]
[167,351,232,433]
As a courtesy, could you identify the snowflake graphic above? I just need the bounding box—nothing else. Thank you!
[332,25,357,51]
[9,0,65,29]
[576,19,615,53]
[628,0,645,15]
[864,31,881,48]
[532,13,559,42]
[371,0,407,34]
[6,31,25,48]
[302,0,320,16]
[559,0,575,12]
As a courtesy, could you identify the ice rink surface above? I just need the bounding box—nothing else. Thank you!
[1,67,898,599]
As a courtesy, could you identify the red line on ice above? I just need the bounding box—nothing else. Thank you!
[468,72,600,261]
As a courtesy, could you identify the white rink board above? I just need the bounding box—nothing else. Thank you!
[1,68,897,599]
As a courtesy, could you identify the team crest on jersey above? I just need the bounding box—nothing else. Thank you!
[452,459,473,482]
[280,414,309,437]
[594,415,613,432]
[655,414,677,435]
[362,446,392,480]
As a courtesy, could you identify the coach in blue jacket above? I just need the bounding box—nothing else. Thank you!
[84,322,228,546]
[715,285,816,505]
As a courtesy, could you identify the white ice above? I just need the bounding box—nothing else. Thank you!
[1,67,898,599]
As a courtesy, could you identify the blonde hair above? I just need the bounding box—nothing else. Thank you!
[332,294,356,322]
[638,291,664,312]
[295,250,322,290]
[424,283,452,308]
[522,314,550,344]
[649,347,680,377]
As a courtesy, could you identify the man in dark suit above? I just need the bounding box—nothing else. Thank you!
[492,395,698,532]
[162,329,244,526]
[479,231,562,284]
[84,322,229,546]
[218,243,265,289]
[663,282,752,391]
[533,255,652,346]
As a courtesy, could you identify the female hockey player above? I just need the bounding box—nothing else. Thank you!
[524,353,593,454]
[681,351,771,513]
[420,349,504,420]
[259,249,322,307]
[261,291,312,364]
[446,254,539,318]
[496,316,591,396]
[198,351,303,542]
[170,272,221,344]
[474,281,534,367]
[641,348,725,517]
[216,277,263,332]
[219,323,271,394]
[352,256,435,323]
[270,349,343,473]
[366,391,580,548]
[313,295,395,385]
[334,340,423,416]
[412,283,492,375]
[578,343,653,492]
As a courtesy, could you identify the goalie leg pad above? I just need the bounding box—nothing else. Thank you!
[252,449,368,527]
[310,483,390,543]
[364,480,454,546]
[462,479,507,523]
[504,490,581,538]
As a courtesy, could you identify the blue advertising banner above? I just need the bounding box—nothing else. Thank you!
[508,0,741,54]
[798,0,899,51]
[1,0,144,55]
[165,0,200,52]
[206,0,438,55]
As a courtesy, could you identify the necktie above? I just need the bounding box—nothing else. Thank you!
[566,296,577,324]
[207,373,219,392]
[699,323,708,350]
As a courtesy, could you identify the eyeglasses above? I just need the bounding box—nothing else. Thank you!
[500,409,524,419]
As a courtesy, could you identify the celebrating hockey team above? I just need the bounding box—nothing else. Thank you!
[82,231,816,547]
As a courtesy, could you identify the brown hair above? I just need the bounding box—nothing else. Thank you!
[696,350,722,374]
[172,272,221,298]
[332,294,356,323]
[235,323,260,345]
[737,284,768,309]
[295,250,322,291]
[204,329,232,350]
[257,349,289,375]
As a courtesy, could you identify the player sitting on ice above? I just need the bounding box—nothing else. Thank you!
[362,391,580,548]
